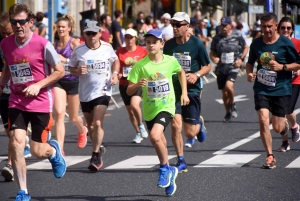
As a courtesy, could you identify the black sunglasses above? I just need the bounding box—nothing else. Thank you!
[85,31,98,36]
[171,23,188,28]
[10,19,29,25]
[280,26,292,31]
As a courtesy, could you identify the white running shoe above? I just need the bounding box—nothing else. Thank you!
[139,124,148,138]
[132,133,143,143]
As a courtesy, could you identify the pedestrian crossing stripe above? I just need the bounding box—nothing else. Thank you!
[286,156,300,168]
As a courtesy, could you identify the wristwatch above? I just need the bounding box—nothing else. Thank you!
[113,71,119,75]
[282,64,287,71]
[196,72,201,78]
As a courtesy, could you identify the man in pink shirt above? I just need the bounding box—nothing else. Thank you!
[0,3,66,200]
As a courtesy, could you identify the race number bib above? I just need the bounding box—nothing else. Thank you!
[122,66,132,77]
[221,52,234,64]
[173,53,191,72]
[86,60,107,74]
[147,78,170,98]
[257,69,277,86]
[63,63,70,75]
[9,63,34,84]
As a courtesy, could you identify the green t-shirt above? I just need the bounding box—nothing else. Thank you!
[248,35,300,96]
[163,35,210,97]
[128,54,181,121]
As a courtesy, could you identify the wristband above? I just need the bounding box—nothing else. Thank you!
[113,71,119,75]
[66,58,70,63]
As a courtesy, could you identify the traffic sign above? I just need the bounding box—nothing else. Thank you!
[248,5,264,14]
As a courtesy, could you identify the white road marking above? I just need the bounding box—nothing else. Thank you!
[216,95,249,104]
[286,156,300,168]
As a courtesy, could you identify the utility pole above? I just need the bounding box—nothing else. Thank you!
[274,0,281,19]
[222,0,227,16]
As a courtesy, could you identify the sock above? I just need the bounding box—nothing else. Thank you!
[160,163,168,168]
[25,136,29,146]
[50,147,56,159]
[178,156,184,161]
[137,132,141,136]
[21,189,28,194]
[93,152,99,157]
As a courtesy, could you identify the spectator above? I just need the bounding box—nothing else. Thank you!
[190,10,202,26]
[34,12,47,37]
[43,12,49,39]
[98,13,112,43]
[142,15,153,32]
[238,17,250,37]
[128,11,144,29]
[112,10,124,50]
[136,19,146,46]
[207,16,218,39]
[159,13,173,41]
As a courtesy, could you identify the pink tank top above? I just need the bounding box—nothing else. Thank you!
[0,34,54,112]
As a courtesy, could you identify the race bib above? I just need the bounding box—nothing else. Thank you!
[147,78,170,98]
[173,53,191,72]
[86,59,107,74]
[257,69,277,86]
[63,63,70,75]
[9,63,34,84]
[221,52,234,64]
[122,66,132,77]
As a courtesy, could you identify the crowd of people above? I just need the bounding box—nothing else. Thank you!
[0,3,300,200]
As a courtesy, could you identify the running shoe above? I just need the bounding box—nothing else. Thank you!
[1,164,14,182]
[185,138,195,148]
[99,145,106,166]
[175,159,188,173]
[139,124,148,138]
[280,120,289,137]
[88,147,105,172]
[24,145,32,158]
[222,112,231,122]
[197,116,207,142]
[291,124,300,142]
[157,166,172,188]
[14,190,31,201]
[48,140,66,178]
[231,103,238,118]
[77,126,88,148]
[165,166,178,196]
[278,141,290,152]
[262,154,276,169]
[132,133,143,143]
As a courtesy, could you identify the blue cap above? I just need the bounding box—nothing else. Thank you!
[221,17,232,25]
[144,29,164,41]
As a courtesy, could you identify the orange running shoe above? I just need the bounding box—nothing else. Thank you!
[77,126,88,148]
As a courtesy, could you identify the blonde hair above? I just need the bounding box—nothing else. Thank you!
[56,14,75,34]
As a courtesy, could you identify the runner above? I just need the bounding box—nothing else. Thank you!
[69,21,120,172]
[127,29,189,196]
[116,28,148,143]
[210,16,248,122]
[277,16,300,152]
[0,3,66,199]
[163,12,211,173]
[54,14,87,155]
[246,13,300,169]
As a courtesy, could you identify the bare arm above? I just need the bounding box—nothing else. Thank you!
[0,62,11,95]
[127,79,147,96]
[40,26,46,37]
[177,69,189,106]
[115,31,123,47]
[246,62,256,82]
[186,63,211,84]
[209,50,220,64]
[110,59,120,85]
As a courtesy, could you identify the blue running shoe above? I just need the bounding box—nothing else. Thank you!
[24,146,31,158]
[175,159,188,173]
[197,116,207,142]
[15,190,31,201]
[157,167,172,188]
[48,140,66,178]
[185,138,195,148]
[165,166,178,196]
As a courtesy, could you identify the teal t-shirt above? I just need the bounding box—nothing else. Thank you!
[128,54,181,121]
[163,35,210,97]
[248,35,300,96]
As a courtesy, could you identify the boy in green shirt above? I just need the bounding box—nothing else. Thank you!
[127,29,189,196]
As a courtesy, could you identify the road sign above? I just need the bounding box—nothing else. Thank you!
[248,5,264,14]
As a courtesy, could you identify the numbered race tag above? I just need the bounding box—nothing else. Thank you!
[257,69,277,86]
[173,53,191,72]
[147,78,170,98]
[9,63,34,84]
[221,52,234,64]
[63,62,70,75]
[122,66,132,77]
[3,81,10,94]
[86,59,107,74]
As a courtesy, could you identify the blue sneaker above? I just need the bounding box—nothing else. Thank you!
[185,138,195,148]
[165,166,178,196]
[47,131,52,141]
[175,159,188,173]
[157,167,172,188]
[14,190,31,201]
[197,116,207,142]
[48,140,66,178]
[24,146,32,158]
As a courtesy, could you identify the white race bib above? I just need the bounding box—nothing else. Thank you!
[257,69,277,86]
[86,60,108,74]
[221,52,234,64]
[173,53,191,72]
[122,66,132,77]
[9,63,34,84]
[63,63,70,75]
[147,78,170,98]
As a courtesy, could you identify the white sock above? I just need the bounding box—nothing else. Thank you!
[21,189,28,194]
[25,136,29,146]
[51,147,56,159]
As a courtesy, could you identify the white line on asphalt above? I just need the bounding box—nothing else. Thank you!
[286,156,300,168]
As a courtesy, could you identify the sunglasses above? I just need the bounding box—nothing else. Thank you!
[171,23,188,28]
[85,31,98,36]
[10,19,29,25]
[280,26,292,31]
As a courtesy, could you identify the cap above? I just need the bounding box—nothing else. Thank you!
[44,12,48,17]
[83,21,100,32]
[171,12,190,24]
[125,28,137,37]
[221,17,232,25]
[136,19,145,24]
[161,13,171,19]
[203,19,208,23]
[144,29,164,41]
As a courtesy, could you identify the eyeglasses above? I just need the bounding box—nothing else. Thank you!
[280,26,292,31]
[85,31,98,36]
[171,23,188,28]
[10,19,29,25]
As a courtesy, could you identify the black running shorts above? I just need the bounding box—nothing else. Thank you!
[254,94,290,117]
[145,111,173,131]
[80,96,111,113]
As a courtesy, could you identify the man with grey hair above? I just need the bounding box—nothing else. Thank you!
[159,13,173,41]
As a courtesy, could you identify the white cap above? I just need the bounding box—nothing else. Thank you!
[171,12,190,24]
[203,19,208,23]
[125,28,137,37]
[161,13,171,19]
